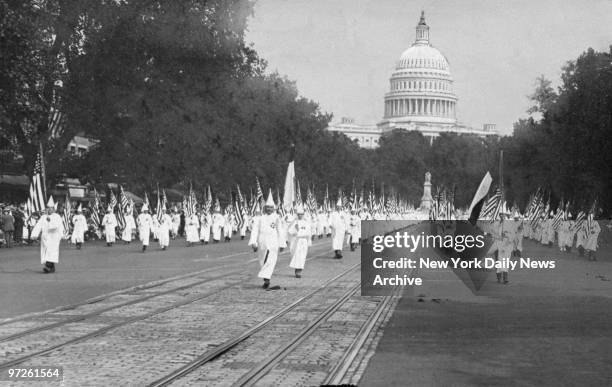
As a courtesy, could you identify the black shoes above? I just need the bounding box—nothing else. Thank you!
[262,279,270,289]
[334,250,343,259]
[295,269,302,278]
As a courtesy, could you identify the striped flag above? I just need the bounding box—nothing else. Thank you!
[62,193,72,238]
[28,150,46,214]
[204,185,213,213]
[116,186,128,230]
[156,186,163,222]
[573,210,586,232]
[481,186,502,220]
[90,188,101,235]
[251,177,264,215]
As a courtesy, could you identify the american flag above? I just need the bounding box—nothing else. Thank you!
[90,188,101,234]
[62,193,72,238]
[573,210,586,232]
[552,202,564,230]
[117,186,128,230]
[204,185,213,213]
[481,186,503,220]
[324,185,330,211]
[27,150,46,216]
[306,186,317,213]
[251,177,264,215]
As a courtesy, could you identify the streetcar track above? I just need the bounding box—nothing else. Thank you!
[322,284,404,385]
[147,223,420,386]
[0,246,336,370]
[0,240,330,327]
[0,269,245,343]
[147,263,362,387]
[233,283,362,387]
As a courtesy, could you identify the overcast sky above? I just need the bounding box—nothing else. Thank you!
[245,0,611,135]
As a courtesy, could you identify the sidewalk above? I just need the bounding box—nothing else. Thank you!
[359,239,612,386]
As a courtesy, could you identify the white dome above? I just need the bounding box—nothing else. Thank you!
[397,45,450,72]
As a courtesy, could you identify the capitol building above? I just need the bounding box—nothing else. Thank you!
[328,12,498,148]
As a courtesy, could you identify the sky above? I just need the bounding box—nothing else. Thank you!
[245,0,612,135]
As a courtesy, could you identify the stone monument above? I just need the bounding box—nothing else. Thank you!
[420,171,433,210]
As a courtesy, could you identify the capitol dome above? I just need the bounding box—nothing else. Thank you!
[381,11,457,126]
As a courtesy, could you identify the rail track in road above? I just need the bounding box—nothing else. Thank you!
[0,243,333,370]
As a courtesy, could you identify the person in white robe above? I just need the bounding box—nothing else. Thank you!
[171,208,181,239]
[31,197,64,273]
[211,204,224,243]
[489,211,513,284]
[71,205,87,249]
[224,209,233,242]
[281,211,294,252]
[585,219,601,261]
[316,209,326,239]
[329,200,347,259]
[102,206,117,246]
[185,211,200,246]
[157,207,171,250]
[347,208,361,251]
[137,204,153,252]
[249,191,286,289]
[288,207,312,278]
[240,213,249,240]
[122,205,136,243]
[199,210,212,244]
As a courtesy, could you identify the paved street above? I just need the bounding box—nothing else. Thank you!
[0,238,299,319]
[0,235,394,386]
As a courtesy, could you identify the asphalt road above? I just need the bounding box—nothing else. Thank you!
[0,236,332,319]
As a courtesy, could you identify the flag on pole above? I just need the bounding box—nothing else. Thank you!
[468,172,492,225]
[91,188,101,235]
[62,193,72,238]
[204,185,213,213]
[481,186,503,221]
[283,147,296,211]
[28,150,47,215]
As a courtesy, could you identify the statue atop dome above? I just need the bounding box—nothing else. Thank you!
[415,10,430,45]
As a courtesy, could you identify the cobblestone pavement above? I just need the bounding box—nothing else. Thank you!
[0,237,400,387]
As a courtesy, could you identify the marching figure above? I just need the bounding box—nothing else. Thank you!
[157,206,171,250]
[224,208,233,242]
[102,206,117,246]
[71,204,87,249]
[585,218,601,261]
[171,207,181,239]
[329,199,347,259]
[199,209,212,244]
[249,190,286,289]
[31,197,64,273]
[211,201,224,243]
[185,209,200,247]
[122,205,136,244]
[347,207,361,251]
[137,204,153,252]
[288,206,312,278]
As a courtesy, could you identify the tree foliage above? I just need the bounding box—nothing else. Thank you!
[2,3,611,215]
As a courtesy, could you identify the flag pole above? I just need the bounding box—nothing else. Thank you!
[499,149,504,204]
[39,141,47,200]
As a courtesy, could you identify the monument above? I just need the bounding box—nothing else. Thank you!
[420,172,433,210]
